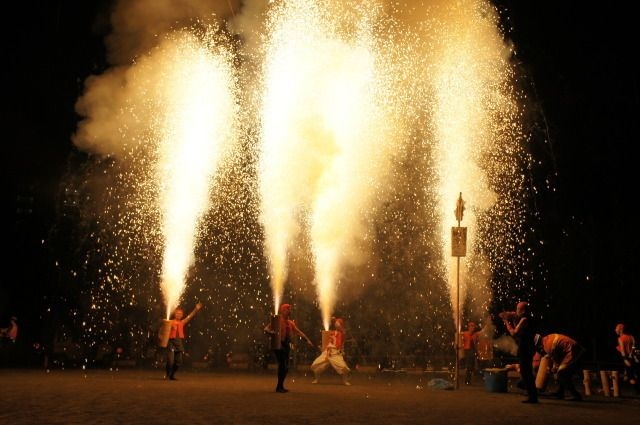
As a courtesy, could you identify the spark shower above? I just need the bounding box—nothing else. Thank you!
[63,0,539,366]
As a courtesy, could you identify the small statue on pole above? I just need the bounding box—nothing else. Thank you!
[451,193,467,258]
[455,192,465,224]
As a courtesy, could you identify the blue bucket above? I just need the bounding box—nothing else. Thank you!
[483,368,508,392]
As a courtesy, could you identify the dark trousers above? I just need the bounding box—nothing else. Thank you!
[519,351,538,400]
[623,358,640,389]
[166,338,185,378]
[555,364,581,397]
[274,344,291,390]
[464,349,476,383]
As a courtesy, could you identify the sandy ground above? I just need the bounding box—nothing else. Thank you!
[0,367,638,425]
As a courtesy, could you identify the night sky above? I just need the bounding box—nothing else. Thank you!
[4,1,638,368]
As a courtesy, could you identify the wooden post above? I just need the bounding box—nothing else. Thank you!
[600,370,611,397]
[611,371,620,397]
[582,370,592,396]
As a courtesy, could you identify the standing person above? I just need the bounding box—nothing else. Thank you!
[461,321,479,385]
[0,316,18,343]
[534,333,585,401]
[264,303,314,393]
[0,316,19,365]
[500,301,539,403]
[615,323,639,390]
[311,317,352,385]
[165,302,202,381]
[476,317,496,371]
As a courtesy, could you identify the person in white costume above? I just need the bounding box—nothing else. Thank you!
[311,317,351,386]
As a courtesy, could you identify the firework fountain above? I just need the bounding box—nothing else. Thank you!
[257,1,400,329]
[65,0,534,368]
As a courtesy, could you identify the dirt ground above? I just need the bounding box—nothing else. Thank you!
[0,367,638,425]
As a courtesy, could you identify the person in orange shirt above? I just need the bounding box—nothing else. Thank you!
[534,333,585,401]
[0,316,18,342]
[615,323,639,389]
[0,315,19,364]
[264,303,314,393]
[475,317,496,371]
[165,302,202,381]
[461,321,479,385]
[311,317,352,385]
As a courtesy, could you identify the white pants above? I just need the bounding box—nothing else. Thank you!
[311,347,350,376]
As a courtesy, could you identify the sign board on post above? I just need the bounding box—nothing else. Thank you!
[451,227,467,257]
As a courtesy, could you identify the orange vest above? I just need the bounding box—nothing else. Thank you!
[169,319,185,339]
[462,330,476,350]
[618,334,635,357]
[7,323,18,340]
[327,330,345,349]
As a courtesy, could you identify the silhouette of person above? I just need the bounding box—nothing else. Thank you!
[461,321,479,385]
[615,323,639,391]
[500,302,538,403]
[264,303,314,393]
[0,316,18,342]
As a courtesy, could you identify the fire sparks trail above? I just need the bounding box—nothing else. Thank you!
[67,0,536,363]
[258,1,400,328]
[424,0,523,331]
[156,30,239,318]
[73,21,240,320]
